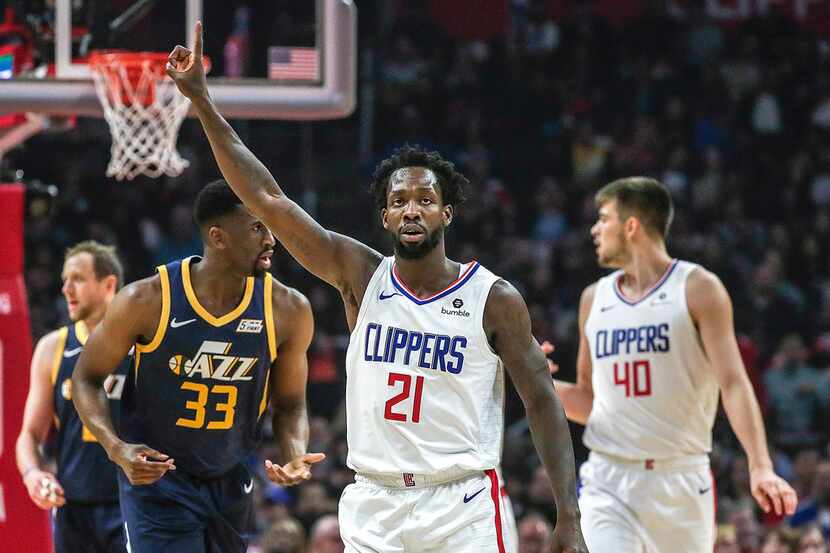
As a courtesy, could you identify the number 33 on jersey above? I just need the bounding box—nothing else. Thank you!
[119,257,276,478]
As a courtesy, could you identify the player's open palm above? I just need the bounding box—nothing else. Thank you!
[750,466,798,516]
[265,453,326,486]
[550,521,589,553]
[166,21,209,101]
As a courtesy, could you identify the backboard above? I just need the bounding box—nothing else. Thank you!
[0,0,355,120]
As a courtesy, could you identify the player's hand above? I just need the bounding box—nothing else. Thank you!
[110,442,176,486]
[750,466,798,516]
[550,518,589,553]
[23,469,66,509]
[541,340,560,375]
[166,21,209,100]
[264,453,326,486]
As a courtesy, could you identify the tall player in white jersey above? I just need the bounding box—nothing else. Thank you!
[548,177,797,552]
[166,23,587,553]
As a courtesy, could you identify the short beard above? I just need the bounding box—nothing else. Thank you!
[393,225,443,260]
[69,305,89,322]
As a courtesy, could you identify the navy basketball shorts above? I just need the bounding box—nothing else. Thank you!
[53,500,126,553]
[118,464,254,553]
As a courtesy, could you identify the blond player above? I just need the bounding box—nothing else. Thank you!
[16,241,128,553]
[547,177,797,552]
[164,22,587,553]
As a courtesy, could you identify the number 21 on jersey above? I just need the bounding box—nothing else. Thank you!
[384,372,424,423]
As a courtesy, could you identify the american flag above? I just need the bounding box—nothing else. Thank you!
[267,47,319,81]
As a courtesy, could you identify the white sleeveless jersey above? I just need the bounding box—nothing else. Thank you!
[583,260,719,460]
[345,257,504,476]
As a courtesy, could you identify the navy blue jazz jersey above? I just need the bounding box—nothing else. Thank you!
[120,257,276,478]
[52,321,128,503]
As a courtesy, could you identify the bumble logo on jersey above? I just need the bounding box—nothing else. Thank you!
[168,340,258,382]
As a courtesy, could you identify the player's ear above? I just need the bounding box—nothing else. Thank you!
[443,204,453,227]
[102,274,118,295]
[624,216,638,238]
[207,225,228,249]
[381,208,389,230]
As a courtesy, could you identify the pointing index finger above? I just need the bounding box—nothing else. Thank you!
[193,21,203,62]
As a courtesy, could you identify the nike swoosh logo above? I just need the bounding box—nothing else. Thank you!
[600,305,616,312]
[170,318,197,328]
[379,291,402,300]
[698,486,711,494]
[243,479,253,494]
[63,347,83,358]
[463,487,486,503]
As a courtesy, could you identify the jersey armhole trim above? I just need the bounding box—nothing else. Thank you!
[135,265,171,354]
[478,276,502,357]
[264,276,278,362]
[50,326,69,385]
[258,366,272,420]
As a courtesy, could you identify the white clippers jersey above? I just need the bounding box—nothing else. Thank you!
[345,257,504,476]
[583,260,719,460]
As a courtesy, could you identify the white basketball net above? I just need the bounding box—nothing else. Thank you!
[90,57,191,181]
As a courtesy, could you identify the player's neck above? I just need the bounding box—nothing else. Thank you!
[619,242,674,298]
[393,245,461,300]
[189,255,250,307]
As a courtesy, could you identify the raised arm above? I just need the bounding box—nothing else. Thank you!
[549,284,596,425]
[73,278,176,485]
[261,284,325,486]
[687,268,797,516]
[166,22,380,293]
[15,330,67,509]
[484,280,587,553]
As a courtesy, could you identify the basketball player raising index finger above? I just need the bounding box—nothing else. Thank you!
[167,21,588,553]
[549,177,797,553]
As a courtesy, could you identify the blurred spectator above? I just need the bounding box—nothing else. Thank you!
[517,512,552,553]
[716,524,741,553]
[254,516,306,553]
[720,455,756,523]
[761,527,800,553]
[790,460,830,540]
[792,450,822,503]
[294,482,337,529]
[307,515,344,553]
[799,525,829,553]
[731,508,763,553]
[151,203,202,266]
[764,335,822,453]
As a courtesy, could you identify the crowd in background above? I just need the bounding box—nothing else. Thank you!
[11,1,830,551]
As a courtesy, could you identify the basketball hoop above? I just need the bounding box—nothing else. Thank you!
[88,51,208,181]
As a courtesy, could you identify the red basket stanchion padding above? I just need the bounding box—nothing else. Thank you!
[88,51,210,181]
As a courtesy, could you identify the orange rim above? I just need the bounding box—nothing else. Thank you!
[88,50,211,72]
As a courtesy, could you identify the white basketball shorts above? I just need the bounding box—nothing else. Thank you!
[579,452,716,553]
[338,469,510,553]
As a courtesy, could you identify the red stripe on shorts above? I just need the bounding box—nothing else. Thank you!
[485,469,506,553]
[711,469,718,522]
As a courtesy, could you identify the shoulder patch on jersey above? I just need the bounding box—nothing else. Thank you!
[236,319,264,333]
